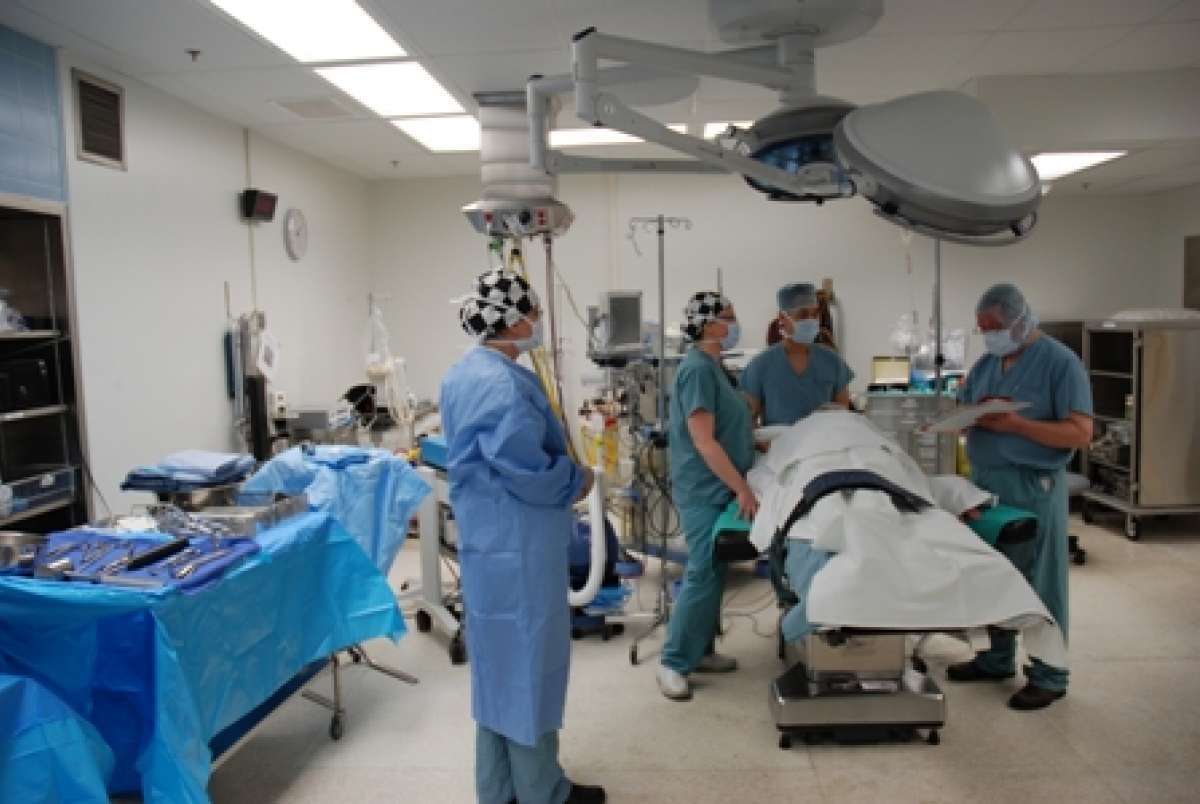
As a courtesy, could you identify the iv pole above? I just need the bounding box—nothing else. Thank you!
[626,213,691,665]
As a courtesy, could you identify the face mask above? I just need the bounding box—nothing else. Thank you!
[789,318,820,344]
[720,321,741,351]
[984,328,1020,357]
[513,317,544,353]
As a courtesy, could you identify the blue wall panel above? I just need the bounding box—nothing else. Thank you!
[0,25,65,202]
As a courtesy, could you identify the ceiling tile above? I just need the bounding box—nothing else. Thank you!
[552,0,713,46]
[871,0,1029,35]
[16,0,294,75]
[817,33,991,103]
[148,66,369,126]
[1073,21,1200,73]
[366,0,559,56]
[1157,0,1200,22]
[958,27,1131,78]
[1005,0,1178,30]
[430,49,569,97]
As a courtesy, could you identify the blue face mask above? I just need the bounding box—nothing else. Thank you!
[984,328,1020,357]
[720,321,741,351]
[513,317,544,353]
[789,318,820,344]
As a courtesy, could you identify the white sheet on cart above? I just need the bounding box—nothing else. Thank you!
[748,411,1067,668]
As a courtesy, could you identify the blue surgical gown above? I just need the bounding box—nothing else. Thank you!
[440,346,584,748]
[741,343,854,426]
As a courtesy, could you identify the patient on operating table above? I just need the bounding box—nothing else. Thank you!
[748,410,1067,669]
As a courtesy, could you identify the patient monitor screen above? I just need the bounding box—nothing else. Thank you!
[607,295,642,351]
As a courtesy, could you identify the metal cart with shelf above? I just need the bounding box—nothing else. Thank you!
[1081,319,1200,540]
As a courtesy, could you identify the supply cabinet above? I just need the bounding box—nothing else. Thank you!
[1081,318,1200,540]
[0,195,89,531]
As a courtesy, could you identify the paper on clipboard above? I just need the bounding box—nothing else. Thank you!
[923,399,1029,433]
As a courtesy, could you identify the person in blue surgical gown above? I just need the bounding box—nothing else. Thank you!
[440,269,605,804]
[656,291,757,702]
[742,282,853,426]
[948,283,1093,711]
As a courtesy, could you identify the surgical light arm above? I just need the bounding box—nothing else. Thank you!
[549,29,851,199]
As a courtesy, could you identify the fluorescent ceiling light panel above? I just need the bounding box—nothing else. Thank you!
[549,125,687,147]
[393,116,480,152]
[1030,151,1126,181]
[210,0,404,62]
[704,121,753,138]
[317,62,464,116]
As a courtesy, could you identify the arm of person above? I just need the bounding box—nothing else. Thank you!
[832,387,851,408]
[976,410,1093,448]
[477,384,584,508]
[744,392,764,424]
[686,410,759,519]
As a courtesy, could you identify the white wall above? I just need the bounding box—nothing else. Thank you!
[369,173,1174,420]
[61,54,372,511]
[1154,183,1200,305]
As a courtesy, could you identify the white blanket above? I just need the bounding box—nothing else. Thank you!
[750,411,1067,667]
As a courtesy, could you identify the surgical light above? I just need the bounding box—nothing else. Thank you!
[209,0,404,62]
[393,116,480,152]
[736,102,857,202]
[317,62,464,117]
[1030,151,1126,181]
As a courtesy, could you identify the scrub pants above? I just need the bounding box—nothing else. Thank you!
[661,503,726,674]
[972,464,1071,692]
[476,725,571,804]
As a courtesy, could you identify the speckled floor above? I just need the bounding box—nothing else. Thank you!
[207,514,1200,803]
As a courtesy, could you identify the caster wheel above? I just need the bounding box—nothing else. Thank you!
[629,645,638,666]
[350,648,363,664]
[912,657,928,674]
[1073,550,1087,566]
[330,716,344,741]
[1080,502,1094,525]
[449,636,467,665]
[927,730,940,746]
[611,623,625,637]
[601,628,610,642]
[779,734,792,750]
[1125,517,1141,542]
[414,610,433,633]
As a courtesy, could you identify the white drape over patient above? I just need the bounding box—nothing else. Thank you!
[749,410,1066,668]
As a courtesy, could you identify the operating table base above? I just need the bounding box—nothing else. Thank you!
[770,662,946,749]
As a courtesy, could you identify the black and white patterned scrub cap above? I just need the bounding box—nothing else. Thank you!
[682,290,731,342]
[458,269,541,341]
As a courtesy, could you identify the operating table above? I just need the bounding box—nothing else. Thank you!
[713,471,1038,748]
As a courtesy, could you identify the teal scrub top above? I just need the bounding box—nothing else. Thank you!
[669,348,755,510]
[961,335,1093,471]
[741,343,854,426]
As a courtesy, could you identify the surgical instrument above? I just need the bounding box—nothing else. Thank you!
[172,548,234,580]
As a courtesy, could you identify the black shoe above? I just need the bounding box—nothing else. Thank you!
[1008,684,1066,711]
[946,659,1015,683]
[565,782,606,804]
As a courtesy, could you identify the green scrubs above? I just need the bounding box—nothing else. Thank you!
[961,335,1092,691]
[662,348,755,674]
[741,343,854,426]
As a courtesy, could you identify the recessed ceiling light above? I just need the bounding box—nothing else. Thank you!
[703,121,753,139]
[393,116,480,152]
[1030,151,1126,181]
[550,125,687,148]
[210,0,404,62]
[317,62,464,117]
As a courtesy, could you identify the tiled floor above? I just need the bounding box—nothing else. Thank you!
[207,515,1200,803]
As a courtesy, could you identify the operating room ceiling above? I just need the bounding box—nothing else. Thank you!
[1,0,1199,192]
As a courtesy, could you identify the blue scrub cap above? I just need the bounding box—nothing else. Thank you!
[976,282,1038,340]
[777,282,817,312]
